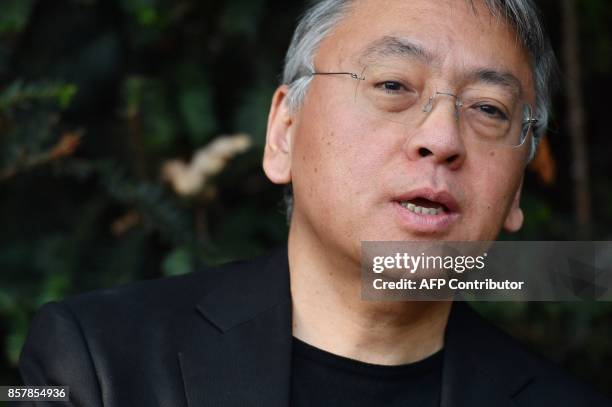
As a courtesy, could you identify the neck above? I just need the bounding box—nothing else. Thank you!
[287,222,452,366]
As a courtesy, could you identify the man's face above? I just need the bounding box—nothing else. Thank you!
[265,0,535,264]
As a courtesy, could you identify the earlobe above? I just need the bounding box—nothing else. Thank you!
[503,179,524,233]
[263,85,293,184]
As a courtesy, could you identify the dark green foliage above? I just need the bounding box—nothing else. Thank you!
[0,0,610,395]
[0,0,293,384]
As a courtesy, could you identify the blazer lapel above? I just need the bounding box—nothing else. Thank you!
[176,249,536,407]
[178,250,293,407]
[440,302,534,407]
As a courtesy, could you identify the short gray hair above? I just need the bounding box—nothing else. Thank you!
[280,0,557,221]
[282,0,557,156]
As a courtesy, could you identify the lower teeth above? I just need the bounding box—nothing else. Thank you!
[400,202,443,215]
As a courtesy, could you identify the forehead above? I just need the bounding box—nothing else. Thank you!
[315,0,535,98]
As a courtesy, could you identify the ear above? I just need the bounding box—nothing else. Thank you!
[263,85,294,184]
[503,177,524,233]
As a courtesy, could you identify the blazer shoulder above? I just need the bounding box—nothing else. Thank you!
[462,304,611,405]
[62,255,261,317]
[517,346,611,406]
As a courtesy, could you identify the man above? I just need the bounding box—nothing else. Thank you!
[18,0,610,406]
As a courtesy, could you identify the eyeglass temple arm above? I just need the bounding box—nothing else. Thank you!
[309,72,365,80]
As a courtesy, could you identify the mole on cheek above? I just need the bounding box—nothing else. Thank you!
[489,151,495,157]
[326,131,334,146]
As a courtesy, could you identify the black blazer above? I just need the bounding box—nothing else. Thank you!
[18,249,610,407]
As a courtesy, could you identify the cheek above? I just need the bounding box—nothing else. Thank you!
[289,122,351,227]
[469,150,524,219]
[292,96,390,205]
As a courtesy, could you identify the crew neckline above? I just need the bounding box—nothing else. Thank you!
[292,336,444,378]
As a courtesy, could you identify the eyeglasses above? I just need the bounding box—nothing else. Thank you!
[309,65,538,148]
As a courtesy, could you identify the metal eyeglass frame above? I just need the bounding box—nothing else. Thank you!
[309,70,539,147]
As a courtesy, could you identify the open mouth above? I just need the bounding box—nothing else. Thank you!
[394,188,459,216]
[393,188,460,233]
[398,198,448,215]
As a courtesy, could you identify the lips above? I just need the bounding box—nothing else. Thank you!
[394,188,460,213]
[392,188,461,234]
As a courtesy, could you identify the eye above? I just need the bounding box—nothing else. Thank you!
[375,81,409,94]
[383,81,402,91]
[474,103,508,120]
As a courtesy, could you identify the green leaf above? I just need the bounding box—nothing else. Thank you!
[0,291,14,314]
[120,0,161,27]
[5,309,28,367]
[179,86,216,146]
[138,79,177,151]
[0,81,78,111]
[57,84,78,109]
[234,83,275,146]
[137,7,158,26]
[162,247,192,276]
[36,272,71,307]
[0,0,34,34]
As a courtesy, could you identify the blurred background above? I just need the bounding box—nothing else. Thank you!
[0,0,611,397]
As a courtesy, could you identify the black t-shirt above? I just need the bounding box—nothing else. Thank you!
[290,337,443,407]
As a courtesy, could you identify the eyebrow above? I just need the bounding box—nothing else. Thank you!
[357,36,525,96]
[359,36,434,65]
[469,69,523,97]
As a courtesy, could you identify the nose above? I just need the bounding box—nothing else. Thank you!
[403,94,467,170]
